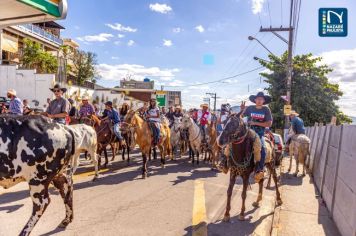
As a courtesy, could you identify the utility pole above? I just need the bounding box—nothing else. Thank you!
[206,92,220,112]
[259,0,295,133]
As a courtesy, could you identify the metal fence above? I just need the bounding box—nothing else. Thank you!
[15,24,63,45]
[305,124,356,236]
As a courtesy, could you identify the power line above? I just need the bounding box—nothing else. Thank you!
[163,66,264,88]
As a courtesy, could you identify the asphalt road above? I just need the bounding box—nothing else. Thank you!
[0,149,278,236]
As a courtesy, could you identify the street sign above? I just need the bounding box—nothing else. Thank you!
[156,91,166,95]
[156,94,166,107]
[284,105,292,115]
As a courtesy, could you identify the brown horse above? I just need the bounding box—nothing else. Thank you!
[218,113,282,221]
[206,120,220,169]
[124,110,171,178]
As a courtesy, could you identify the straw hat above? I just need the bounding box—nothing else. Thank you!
[7,89,17,96]
[82,95,89,101]
[200,103,209,108]
[290,110,299,116]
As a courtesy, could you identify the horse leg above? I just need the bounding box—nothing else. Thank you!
[267,163,283,205]
[149,149,152,161]
[288,145,292,172]
[153,147,157,160]
[159,146,165,168]
[110,143,116,161]
[196,150,200,165]
[294,148,299,177]
[239,175,250,220]
[84,151,89,160]
[266,168,272,188]
[104,148,108,168]
[127,145,130,165]
[89,149,99,181]
[142,153,148,179]
[223,172,237,222]
[253,176,264,208]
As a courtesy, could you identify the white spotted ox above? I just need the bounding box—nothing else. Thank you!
[0,115,98,236]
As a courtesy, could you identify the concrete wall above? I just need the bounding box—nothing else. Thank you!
[306,124,356,236]
[0,65,54,109]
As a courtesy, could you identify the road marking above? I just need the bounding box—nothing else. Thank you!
[192,180,207,236]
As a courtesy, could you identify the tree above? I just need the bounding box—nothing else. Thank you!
[21,39,58,73]
[258,52,351,129]
[71,50,99,85]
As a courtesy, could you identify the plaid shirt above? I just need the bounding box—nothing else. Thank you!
[79,104,95,117]
[9,97,23,115]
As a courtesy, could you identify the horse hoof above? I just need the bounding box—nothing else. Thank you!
[252,202,260,208]
[92,176,99,182]
[277,199,283,205]
[301,173,306,177]
[287,168,291,172]
[294,173,298,177]
[161,164,165,168]
[223,215,230,222]
[238,215,246,221]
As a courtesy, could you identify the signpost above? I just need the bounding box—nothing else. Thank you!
[284,105,292,115]
[156,91,166,107]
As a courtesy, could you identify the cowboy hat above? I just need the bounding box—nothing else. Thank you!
[200,103,209,108]
[290,110,299,116]
[249,91,271,105]
[7,89,17,96]
[105,101,113,106]
[175,105,181,109]
[82,95,90,101]
[50,84,67,93]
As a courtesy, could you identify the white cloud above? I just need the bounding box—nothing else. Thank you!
[96,64,179,82]
[77,33,113,42]
[106,23,137,32]
[149,3,172,14]
[318,48,356,117]
[111,56,119,60]
[74,25,80,30]
[127,40,135,46]
[252,0,265,14]
[117,34,125,38]
[204,40,210,44]
[195,25,205,33]
[163,39,173,47]
[172,27,182,33]
[114,41,121,45]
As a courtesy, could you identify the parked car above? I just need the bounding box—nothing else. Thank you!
[0,96,10,110]
[273,133,285,163]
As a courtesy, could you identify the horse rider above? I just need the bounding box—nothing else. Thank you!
[240,91,273,182]
[285,110,306,152]
[102,101,124,146]
[197,103,211,143]
[146,98,161,146]
[68,98,78,118]
[120,102,129,121]
[166,106,175,127]
[23,99,32,115]
[217,103,231,135]
[173,105,183,119]
[43,84,70,124]
[161,106,167,116]
[79,95,95,118]
[138,102,148,119]
[3,89,23,115]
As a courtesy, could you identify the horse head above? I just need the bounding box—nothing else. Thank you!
[180,114,193,129]
[218,112,246,147]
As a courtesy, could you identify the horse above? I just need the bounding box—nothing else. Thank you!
[287,127,310,176]
[116,121,136,165]
[180,114,202,165]
[170,116,183,159]
[206,119,220,169]
[218,112,282,221]
[124,110,171,178]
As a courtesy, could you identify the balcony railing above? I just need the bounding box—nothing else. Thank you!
[15,24,63,46]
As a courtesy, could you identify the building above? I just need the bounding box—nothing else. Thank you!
[166,90,182,107]
[0,21,64,65]
[120,79,154,90]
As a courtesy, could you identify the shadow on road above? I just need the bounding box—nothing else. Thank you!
[0,204,24,213]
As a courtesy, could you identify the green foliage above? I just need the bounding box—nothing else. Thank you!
[71,50,99,85]
[21,39,58,73]
[259,52,351,129]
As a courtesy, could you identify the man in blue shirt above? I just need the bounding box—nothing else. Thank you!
[6,89,23,115]
[286,110,306,151]
[103,101,124,145]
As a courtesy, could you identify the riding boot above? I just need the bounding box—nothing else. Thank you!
[254,162,264,182]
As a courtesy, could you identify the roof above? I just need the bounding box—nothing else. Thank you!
[35,21,65,29]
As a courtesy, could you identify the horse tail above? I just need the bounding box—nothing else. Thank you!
[68,128,76,155]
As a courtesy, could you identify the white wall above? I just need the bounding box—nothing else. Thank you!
[0,65,54,109]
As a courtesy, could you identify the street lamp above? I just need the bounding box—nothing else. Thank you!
[248,36,276,57]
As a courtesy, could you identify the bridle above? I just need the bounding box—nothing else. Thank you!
[228,115,249,145]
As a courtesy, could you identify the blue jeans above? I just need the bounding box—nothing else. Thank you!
[149,121,160,144]
[253,127,266,172]
[113,123,123,141]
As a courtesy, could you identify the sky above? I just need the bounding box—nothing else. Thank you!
[59,0,356,116]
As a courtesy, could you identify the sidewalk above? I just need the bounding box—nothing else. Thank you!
[271,158,341,236]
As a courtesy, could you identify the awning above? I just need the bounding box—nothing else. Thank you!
[1,33,19,53]
[0,0,67,27]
